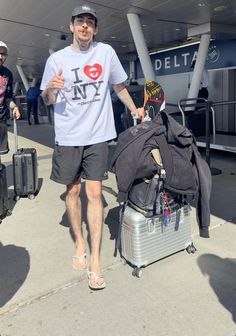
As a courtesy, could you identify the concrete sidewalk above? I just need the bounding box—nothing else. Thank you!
[0,120,236,335]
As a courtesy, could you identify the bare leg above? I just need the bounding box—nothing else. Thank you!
[85,180,105,286]
[65,181,86,270]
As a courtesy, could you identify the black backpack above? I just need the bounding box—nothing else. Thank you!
[128,148,184,218]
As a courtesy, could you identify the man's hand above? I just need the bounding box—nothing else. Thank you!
[9,101,20,119]
[130,107,144,119]
[46,68,64,90]
[12,106,20,119]
[130,107,145,122]
[42,68,64,105]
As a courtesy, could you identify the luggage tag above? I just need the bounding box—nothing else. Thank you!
[174,208,181,231]
[161,192,170,226]
[147,219,155,233]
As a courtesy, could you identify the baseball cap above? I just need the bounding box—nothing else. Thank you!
[143,80,166,118]
[0,41,9,52]
[72,4,97,19]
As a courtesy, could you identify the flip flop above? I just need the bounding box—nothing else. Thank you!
[72,253,87,270]
[87,270,106,290]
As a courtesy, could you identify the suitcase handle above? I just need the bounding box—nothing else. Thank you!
[132,114,140,126]
[13,118,18,153]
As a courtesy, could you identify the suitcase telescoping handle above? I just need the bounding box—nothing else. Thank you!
[13,117,18,154]
[132,114,140,126]
[10,101,18,153]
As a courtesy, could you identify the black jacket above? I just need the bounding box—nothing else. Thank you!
[111,111,211,238]
[0,65,13,121]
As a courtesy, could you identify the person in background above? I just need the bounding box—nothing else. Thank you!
[190,60,209,100]
[0,41,20,155]
[41,4,142,290]
[108,89,125,146]
[26,81,41,125]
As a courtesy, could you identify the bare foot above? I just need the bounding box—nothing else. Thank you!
[72,253,87,270]
[87,271,106,290]
[88,259,105,287]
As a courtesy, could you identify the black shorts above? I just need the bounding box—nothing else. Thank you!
[0,123,9,155]
[51,142,109,185]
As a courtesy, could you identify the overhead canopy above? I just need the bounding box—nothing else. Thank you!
[0,0,236,82]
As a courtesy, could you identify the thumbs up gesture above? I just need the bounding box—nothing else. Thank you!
[42,68,65,105]
[47,68,64,90]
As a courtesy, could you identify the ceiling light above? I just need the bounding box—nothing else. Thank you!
[121,45,127,48]
[111,36,117,39]
[142,24,147,27]
[44,33,50,37]
[214,6,227,12]
[175,28,181,31]
[198,2,206,7]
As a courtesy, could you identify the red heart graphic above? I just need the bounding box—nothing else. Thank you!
[84,64,102,80]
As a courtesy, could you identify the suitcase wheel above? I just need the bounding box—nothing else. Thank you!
[14,195,20,202]
[132,267,143,278]
[121,257,127,265]
[6,209,12,216]
[28,194,35,200]
[0,208,11,223]
[186,243,197,254]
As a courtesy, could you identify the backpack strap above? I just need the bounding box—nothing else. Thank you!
[151,148,166,179]
[151,148,163,167]
[114,202,127,257]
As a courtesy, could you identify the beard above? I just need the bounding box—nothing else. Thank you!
[73,30,94,50]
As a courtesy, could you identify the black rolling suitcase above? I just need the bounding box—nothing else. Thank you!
[12,119,38,201]
[0,159,11,223]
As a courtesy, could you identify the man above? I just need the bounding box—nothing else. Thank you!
[0,41,20,154]
[108,88,125,145]
[190,60,209,100]
[41,4,142,290]
[26,81,40,125]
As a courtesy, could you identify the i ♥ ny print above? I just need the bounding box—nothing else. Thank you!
[84,64,102,80]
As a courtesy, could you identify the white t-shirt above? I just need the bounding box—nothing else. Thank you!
[41,42,127,146]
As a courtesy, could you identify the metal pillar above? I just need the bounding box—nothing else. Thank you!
[188,33,210,99]
[16,65,29,91]
[13,82,19,95]
[127,12,155,81]
[31,78,37,86]
[129,60,136,82]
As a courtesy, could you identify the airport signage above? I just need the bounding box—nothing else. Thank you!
[136,39,236,77]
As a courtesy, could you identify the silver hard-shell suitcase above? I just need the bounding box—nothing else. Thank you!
[121,203,196,277]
